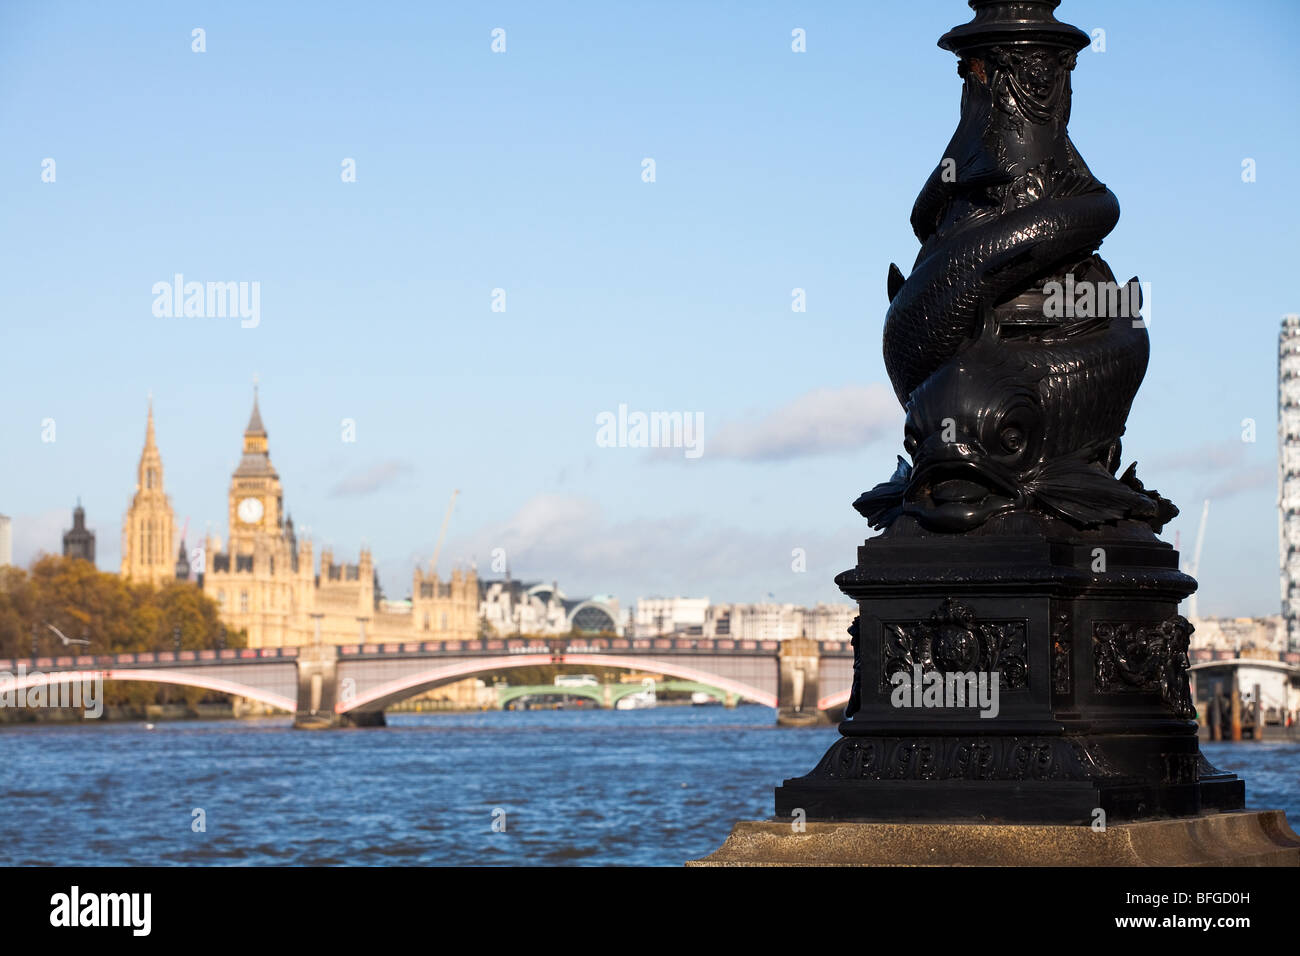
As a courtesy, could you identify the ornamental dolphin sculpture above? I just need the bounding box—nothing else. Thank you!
[856,292,1176,533]
[859,23,1175,534]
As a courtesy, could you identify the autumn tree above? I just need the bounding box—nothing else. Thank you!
[0,555,247,711]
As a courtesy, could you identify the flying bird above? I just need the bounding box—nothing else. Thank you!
[45,623,90,647]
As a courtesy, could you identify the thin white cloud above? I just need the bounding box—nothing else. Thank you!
[426,493,857,606]
[1150,440,1273,502]
[706,384,900,462]
[7,508,79,569]
[1204,463,1274,499]
[1153,440,1252,474]
[329,460,413,497]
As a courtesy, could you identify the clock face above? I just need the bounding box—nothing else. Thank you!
[237,497,264,524]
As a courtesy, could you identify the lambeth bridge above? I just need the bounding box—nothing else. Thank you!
[1,636,852,728]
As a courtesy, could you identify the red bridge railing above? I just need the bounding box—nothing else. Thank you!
[1,636,849,672]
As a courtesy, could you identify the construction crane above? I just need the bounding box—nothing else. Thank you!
[1185,499,1210,620]
[430,489,459,577]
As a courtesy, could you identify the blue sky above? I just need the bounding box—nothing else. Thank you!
[1,0,1297,615]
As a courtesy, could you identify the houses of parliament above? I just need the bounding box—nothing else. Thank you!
[119,391,479,648]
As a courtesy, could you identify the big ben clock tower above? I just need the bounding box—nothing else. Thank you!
[228,386,283,551]
[205,385,307,649]
[203,382,479,651]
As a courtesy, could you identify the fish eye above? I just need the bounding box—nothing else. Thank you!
[1000,426,1025,453]
[903,432,919,456]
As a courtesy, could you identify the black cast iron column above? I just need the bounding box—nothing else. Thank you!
[775,0,1244,824]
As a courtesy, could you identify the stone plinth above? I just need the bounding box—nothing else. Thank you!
[687,810,1300,866]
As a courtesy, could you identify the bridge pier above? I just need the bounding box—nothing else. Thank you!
[293,644,341,729]
[777,637,831,727]
[294,645,390,728]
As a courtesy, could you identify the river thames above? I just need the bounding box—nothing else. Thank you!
[1,708,1296,866]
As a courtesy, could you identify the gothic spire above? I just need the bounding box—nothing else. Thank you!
[137,397,164,494]
[236,383,276,474]
[145,395,157,451]
[245,384,266,437]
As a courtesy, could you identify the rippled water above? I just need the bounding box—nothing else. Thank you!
[1199,740,1300,826]
[0,709,1295,866]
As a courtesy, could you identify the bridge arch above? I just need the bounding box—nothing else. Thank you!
[495,680,730,709]
[496,684,606,708]
[818,687,851,711]
[337,653,777,714]
[0,668,297,714]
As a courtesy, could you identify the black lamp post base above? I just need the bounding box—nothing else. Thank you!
[781,525,1245,825]
[776,752,1245,826]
